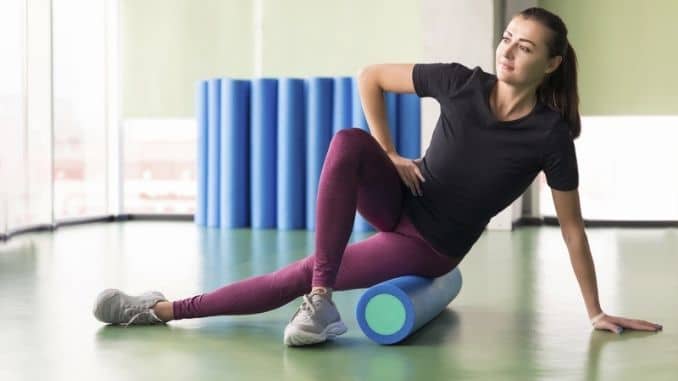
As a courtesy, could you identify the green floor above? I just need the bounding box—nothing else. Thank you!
[0,221,675,380]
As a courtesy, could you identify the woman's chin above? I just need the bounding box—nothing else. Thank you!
[496,71,524,86]
[495,71,512,82]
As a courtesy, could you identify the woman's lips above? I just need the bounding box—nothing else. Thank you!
[500,63,514,71]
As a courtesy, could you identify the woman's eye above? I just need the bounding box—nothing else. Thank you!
[520,46,530,53]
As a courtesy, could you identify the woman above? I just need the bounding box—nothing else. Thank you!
[93,7,663,346]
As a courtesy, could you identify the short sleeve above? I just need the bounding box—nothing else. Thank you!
[541,125,579,191]
[412,62,473,99]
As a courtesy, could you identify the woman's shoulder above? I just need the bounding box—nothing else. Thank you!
[541,107,570,133]
[412,61,480,98]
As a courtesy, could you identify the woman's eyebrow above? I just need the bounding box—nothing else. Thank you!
[505,30,537,47]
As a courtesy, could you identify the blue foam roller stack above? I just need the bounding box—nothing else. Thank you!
[277,78,306,230]
[356,267,463,345]
[195,74,421,231]
[250,78,278,229]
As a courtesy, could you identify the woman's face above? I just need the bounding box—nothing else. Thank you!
[495,16,562,87]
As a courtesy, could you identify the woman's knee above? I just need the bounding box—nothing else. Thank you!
[326,128,381,170]
[334,127,370,139]
[331,128,372,152]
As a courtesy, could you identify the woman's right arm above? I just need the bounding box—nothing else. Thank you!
[356,63,415,154]
[356,64,425,196]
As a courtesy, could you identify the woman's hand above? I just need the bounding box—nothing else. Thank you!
[388,153,425,196]
[591,312,663,334]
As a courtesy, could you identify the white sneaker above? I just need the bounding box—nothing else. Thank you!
[283,290,347,346]
[93,288,167,326]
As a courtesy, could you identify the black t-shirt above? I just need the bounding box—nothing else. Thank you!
[403,62,579,259]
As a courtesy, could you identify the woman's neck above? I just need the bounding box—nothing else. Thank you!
[490,80,538,121]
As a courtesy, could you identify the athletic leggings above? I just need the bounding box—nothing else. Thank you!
[172,128,462,319]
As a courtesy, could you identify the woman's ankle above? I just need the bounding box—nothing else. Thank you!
[152,301,174,322]
[311,286,333,300]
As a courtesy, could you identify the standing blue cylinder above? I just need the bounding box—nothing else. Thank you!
[195,80,209,226]
[351,77,373,232]
[385,91,398,152]
[250,78,278,229]
[397,93,421,159]
[332,77,353,135]
[206,78,222,228]
[277,78,306,230]
[305,78,334,231]
[220,79,251,228]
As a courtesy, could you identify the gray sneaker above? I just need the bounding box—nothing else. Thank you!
[283,291,347,346]
[93,288,167,326]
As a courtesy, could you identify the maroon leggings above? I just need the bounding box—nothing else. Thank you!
[173,128,461,319]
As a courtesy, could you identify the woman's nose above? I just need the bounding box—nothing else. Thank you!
[502,43,516,58]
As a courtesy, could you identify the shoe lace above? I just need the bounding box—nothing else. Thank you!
[120,304,161,327]
[291,293,326,324]
[300,294,317,315]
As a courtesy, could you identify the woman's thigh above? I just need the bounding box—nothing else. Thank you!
[349,128,407,232]
[302,230,461,291]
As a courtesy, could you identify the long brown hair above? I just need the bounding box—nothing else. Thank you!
[519,7,581,139]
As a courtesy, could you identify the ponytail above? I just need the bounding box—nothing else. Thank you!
[520,8,581,139]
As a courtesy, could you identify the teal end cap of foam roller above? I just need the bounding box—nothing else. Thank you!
[356,283,415,345]
[365,293,407,335]
[356,267,463,345]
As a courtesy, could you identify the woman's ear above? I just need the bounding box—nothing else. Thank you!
[545,55,563,75]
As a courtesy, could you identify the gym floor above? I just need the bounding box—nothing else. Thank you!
[1,221,675,380]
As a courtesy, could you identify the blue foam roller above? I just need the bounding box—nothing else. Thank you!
[195,80,209,226]
[206,78,222,228]
[250,78,278,229]
[305,78,334,231]
[350,77,373,233]
[397,93,421,159]
[332,77,352,135]
[220,79,250,228]
[277,78,306,230]
[356,267,463,345]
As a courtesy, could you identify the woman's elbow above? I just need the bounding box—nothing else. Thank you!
[357,65,376,85]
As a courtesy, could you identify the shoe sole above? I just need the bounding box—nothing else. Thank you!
[283,321,348,346]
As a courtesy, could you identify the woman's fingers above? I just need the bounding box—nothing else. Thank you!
[408,171,422,196]
[398,168,417,196]
[411,173,422,196]
[412,161,426,183]
[407,174,421,196]
[392,156,424,196]
[594,314,663,334]
[407,161,423,196]
[613,316,663,332]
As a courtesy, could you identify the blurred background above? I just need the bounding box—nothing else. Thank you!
[1,0,676,238]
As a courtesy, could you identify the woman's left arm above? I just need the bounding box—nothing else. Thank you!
[551,188,663,334]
